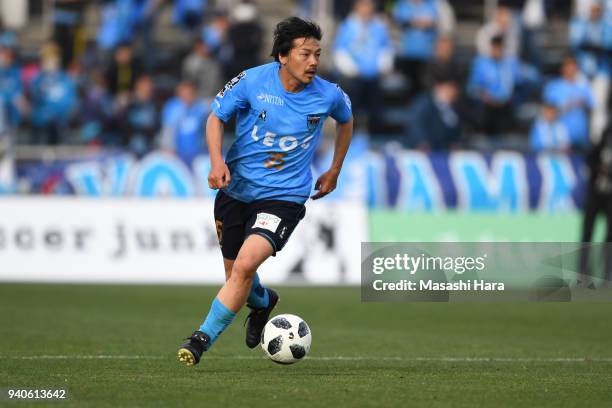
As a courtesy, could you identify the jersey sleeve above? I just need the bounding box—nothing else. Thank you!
[329,84,352,124]
[212,71,249,122]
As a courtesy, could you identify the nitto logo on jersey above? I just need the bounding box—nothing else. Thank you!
[253,213,281,233]
[257,93,284,106]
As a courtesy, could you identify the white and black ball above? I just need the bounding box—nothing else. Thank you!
[261,314,312,364]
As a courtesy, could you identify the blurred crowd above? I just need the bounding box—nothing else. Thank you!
[332,0,610,153]
[0,0,264,164]
[0,0,610,163]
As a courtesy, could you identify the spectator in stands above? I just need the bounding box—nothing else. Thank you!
[53,0,86,68]
[605,0,612,21]
[224,1,263,80]
[334,0,357,19]
[120,75,159,157]
[574,0,601,19]
[521,0,546,70]
[424,36,463,88]
[543,55,594,149]
[30,43,77,145]
[79,70,115,146]
[476,4,521,58]
[570,1,610,80]
[132,0,164,70]
[97,0,137,53]
[497,0,526,9]
[201,9,231,68]
[66,55,87,94]
[392,0,439,98]
[296,0,316,19]
[436,0,456,37]
[405,67,462,150]
[182,39,222,100]
[173,0,207,34]
[468,36,519,136]
[570,1,611,139]
[0,33,26,130]
[530,102,571,151]
[105,42,143,97]
[132,0,163,28]
[159,80,208,165]
[79,39,104,74]
[332,0,393,133]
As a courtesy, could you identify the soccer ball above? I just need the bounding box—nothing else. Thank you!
[261,314,312,364]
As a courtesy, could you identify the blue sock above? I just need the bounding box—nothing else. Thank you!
[199,298,236,347]
[247,272,269,309]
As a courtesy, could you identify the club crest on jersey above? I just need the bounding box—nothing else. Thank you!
[307,114,322,133]
[259,110,267,121]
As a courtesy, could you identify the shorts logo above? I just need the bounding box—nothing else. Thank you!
[307,114,322,133]
[279,226,288,239]
[253,213,281,233]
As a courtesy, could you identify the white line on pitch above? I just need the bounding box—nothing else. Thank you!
[0,355,164,360]
[2,355,612,362]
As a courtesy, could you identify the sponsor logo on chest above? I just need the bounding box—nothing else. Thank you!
[257,92,284,106]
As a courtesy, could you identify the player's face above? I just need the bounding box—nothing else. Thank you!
[281,37,321,85]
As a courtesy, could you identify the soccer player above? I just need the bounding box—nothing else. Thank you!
[178,17,353,366]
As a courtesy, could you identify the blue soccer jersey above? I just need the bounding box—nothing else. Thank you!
[212,62,352,204]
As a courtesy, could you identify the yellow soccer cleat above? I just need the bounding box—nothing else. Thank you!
[177,331,210,366]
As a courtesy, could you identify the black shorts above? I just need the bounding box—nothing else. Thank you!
[213,190,306,260]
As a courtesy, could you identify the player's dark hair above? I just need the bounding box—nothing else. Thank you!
[270,17,322,62]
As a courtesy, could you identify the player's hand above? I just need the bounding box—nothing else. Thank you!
[311,169,339,200]
[208,162,231,189]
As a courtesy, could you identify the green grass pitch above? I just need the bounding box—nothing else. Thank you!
[1,284,612,407]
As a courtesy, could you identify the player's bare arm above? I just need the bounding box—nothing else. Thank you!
[206,112,231,189]
[312,117,354,200]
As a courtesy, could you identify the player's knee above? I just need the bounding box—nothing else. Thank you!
[230,258,257,283]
